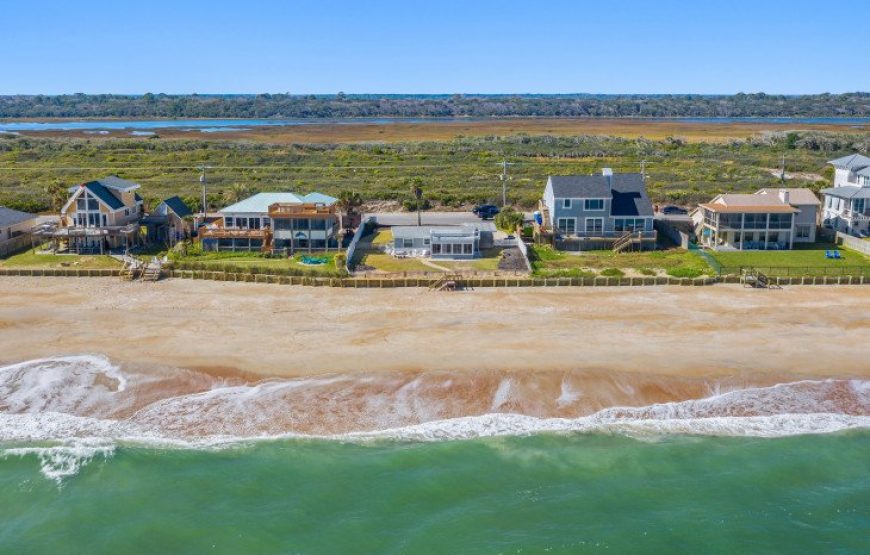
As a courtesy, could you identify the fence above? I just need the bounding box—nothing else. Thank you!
[1,266,865,287]
[837,232,870,256]
[345,217,374,273]
[0,234,35,258]
[513,237,533,272]
[716,265,868,277]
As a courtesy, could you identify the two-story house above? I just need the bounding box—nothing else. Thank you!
[46,176,144,253]
[539,168,656,251]
[697,190,808,250]
[820,153,870,238]
[200,191,340,253]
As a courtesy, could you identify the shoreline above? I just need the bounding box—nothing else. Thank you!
[1,276,867,379]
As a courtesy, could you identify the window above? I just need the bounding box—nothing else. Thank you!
[796,225,811,239]
[556,218,576,234]
[403,239,413,248]
[853,199,866,214]
[125,209,130,216]
[614,218,646,232]
[584,199,604,211]
[768,213,792,229]
[743,214,767,229]
[432,243,441,254]
[463,243,473,255]
[225,217,234,228]
[562,198,572,209]
[585,218,603,234]
[423,238,431,245]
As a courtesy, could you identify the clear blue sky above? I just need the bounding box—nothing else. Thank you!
[1,0,867,95]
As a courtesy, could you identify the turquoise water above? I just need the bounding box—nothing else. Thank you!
[2,433,868,554]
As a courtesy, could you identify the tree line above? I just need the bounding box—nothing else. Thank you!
[1,92,868,119]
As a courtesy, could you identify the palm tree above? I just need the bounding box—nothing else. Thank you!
[43,179,68,212]
[336,190,363,234]
[222,183,251,204]
[410,181,423,226]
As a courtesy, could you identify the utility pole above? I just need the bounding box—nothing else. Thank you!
[498,159,515,207]
[198,165,213,225]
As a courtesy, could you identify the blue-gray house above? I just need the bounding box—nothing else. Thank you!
[539,168,657,251]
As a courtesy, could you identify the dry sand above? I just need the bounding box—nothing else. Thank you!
[1,277,867,378]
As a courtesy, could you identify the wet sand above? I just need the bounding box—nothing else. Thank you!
[1,277,868,435]
[1,277,867,378]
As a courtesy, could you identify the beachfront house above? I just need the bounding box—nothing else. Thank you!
[200,192,340,253]
[537,168,657,251]
[40,176,144,253]
[142,196,195,246]
[820,153,870,238]
[696,188,820,250]
[0,206,39,256]
[390,224,492,259]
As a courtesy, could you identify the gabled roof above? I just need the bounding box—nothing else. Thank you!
[67,175,141,194]
[755,188,821,206]
[820,186,870,199]
[83,182,125,210]
[161,196,193,218]
[828,153,870,171]
[0,206,37,228]
[219,192,338,214]
[548,173,654,217]
[857,167,870,178]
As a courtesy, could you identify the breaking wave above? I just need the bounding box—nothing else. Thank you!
[1,355,868,481]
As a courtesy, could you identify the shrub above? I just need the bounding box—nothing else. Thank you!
[667,266,704,278]
[638,268,656,276]
[600,267,625,277]
[494,207,524,233]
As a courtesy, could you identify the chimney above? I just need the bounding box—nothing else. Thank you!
[602,167,613,189]
[778,189,790,204]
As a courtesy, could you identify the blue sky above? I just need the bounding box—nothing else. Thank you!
[1,0,867,95]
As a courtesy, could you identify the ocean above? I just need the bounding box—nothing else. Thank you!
[1,356,868,554]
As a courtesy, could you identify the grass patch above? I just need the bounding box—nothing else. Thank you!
[600,267,625,277]
[355,252,437,273]
[170,249,345,276]
[435,248,504,272]
[528,244,711,277]
[0,250,121,269]
[708,242,869,275]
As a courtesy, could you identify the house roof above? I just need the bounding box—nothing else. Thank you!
[857,167,870,178]
[392,224,481,240]
[820,186,870,199]
[83,181,125,210]
[0,206,37,228]
[755,188,821,206]
[699,203,799,214]
[828,153,870,171]
[161,196,193,218]
[548,173,654,217]
[700,193,799,214]
[219,192,338,214]
[67,175,141,194]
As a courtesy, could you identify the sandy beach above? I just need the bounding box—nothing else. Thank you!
[1,277,868,378]
[1,277,868,434]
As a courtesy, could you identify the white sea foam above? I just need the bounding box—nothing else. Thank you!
[1,356,869,482]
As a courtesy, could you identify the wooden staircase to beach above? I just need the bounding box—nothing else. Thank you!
[612,232,635,253]
[429,273,463,292]
[742,267,778,289]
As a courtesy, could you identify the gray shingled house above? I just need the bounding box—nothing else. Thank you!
[538,168,657,251]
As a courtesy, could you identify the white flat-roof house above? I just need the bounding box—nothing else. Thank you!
[390,224,491,259]
[820,153,870,238]
[696,186,820,250]
[201,192,340,253]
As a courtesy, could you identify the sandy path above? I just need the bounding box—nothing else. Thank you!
[0,277,867,380]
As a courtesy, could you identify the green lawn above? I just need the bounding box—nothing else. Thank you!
[528,245,712,278]
[436,248,505,272]
[708,242,869,275]
[355,252,438,273]
[171,251,343,274]
[0,250,121,269]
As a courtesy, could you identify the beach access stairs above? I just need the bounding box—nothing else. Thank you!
[428,273,464,292]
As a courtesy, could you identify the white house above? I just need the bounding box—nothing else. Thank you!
[820,153,870,237]
[0,206,39,256]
